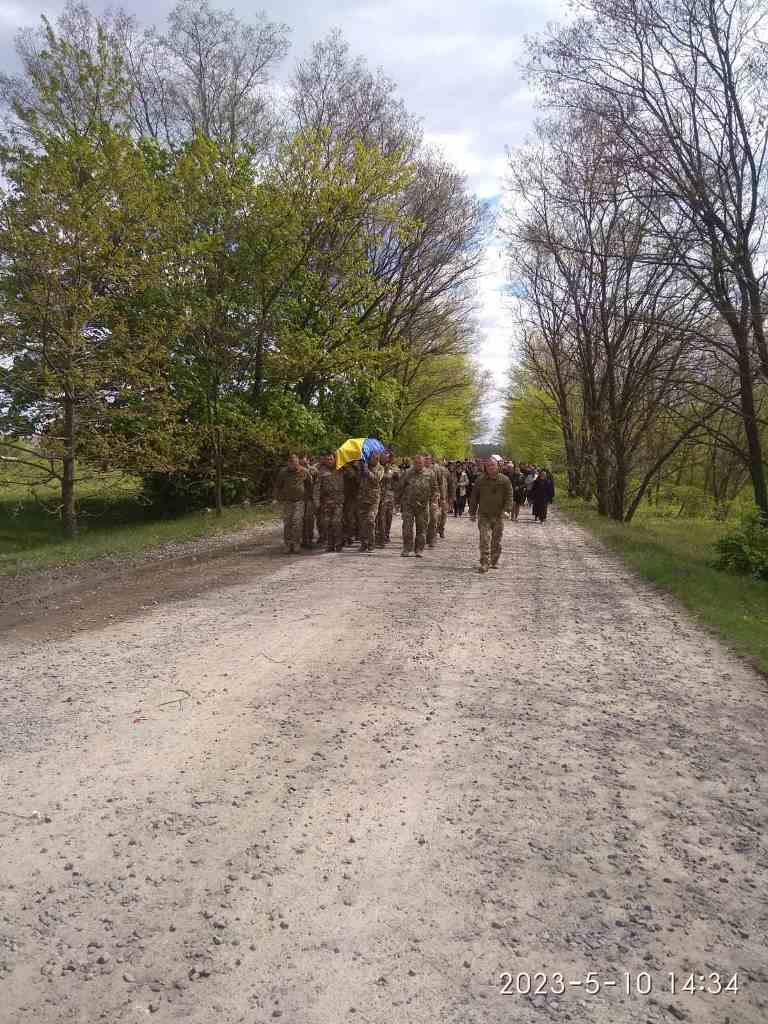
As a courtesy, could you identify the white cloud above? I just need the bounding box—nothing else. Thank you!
[423,131,508,197]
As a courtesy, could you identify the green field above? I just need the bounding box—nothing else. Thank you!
[0,465,274,576]
[562,497,768,675]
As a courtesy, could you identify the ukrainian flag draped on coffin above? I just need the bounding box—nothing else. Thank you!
[335,437,386,470]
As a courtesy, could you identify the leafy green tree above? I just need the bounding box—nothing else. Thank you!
[501,384,566,468]
[155,129,414,511]
[394,354,485,456]
[0,127,179,537]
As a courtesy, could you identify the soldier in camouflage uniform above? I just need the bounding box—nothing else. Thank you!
[314,452,334,547]
[375,452,400,547]
[397,453,438,558]
[318,454,345,552]
[358,453,385,553]
[300,454,318,548]
[273,453,309,553]
[342,461,360,546]
[423,454,442,548]
[469,457,513,573]
[439,460,455,538]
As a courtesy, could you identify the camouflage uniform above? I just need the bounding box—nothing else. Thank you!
[425,467,442,547]
[440,464,456,536]
[435,464,451,538]
[398,466,438,555]
[376,464,400,547]
[358,462,385,551]
[342,463,360,545]
[273,465,309,551]
[318,464,346,552]
[302,463,318,547]
[469,472,513,569]
[315,463,333,545]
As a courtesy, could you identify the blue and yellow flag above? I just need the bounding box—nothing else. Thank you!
[335,437,386,470]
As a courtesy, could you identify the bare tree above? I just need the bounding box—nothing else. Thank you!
[0,1,290,153]
[528,0,768,516]
[153,0,289,151]
[507,116,719,519]
[0,2,132,145]
[290,31,421,160]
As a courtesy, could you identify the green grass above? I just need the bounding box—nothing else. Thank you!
[561,496,768,675]
[0,466,275,576]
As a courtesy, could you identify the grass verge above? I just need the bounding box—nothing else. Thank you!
[0,479,275,577]
[561,497,768,676]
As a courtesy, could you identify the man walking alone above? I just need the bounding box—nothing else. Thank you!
[469,457,513,573]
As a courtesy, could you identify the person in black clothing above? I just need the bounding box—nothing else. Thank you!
[530,470,555,522]
[465,462,478,504]
[510,465,527,521]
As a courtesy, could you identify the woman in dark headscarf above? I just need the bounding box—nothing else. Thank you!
[530,470,555,522]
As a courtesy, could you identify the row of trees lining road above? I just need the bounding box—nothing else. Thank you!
[0,2,492,537]
[503,0,768,523]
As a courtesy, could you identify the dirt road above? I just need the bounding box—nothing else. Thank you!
[2,510,767,1024]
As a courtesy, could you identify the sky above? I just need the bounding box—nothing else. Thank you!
[0,0,570,438]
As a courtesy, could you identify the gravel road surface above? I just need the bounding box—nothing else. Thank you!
[1,509,767,1024]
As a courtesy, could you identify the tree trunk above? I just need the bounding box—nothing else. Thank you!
[737,358,768,523]
[215,457,223,516]
[592,438,610,516]
[561,422,580,498]
[609,464,626,522]
[62,394,78,539]
[214,424,224,517]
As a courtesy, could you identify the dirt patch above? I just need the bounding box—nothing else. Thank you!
[0,520,291,641]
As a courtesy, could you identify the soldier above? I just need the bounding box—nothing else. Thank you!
[423,454,442,548]
[273,453,309,554]
[315,451,334,547]
[342,460,360,546]
[376,451,400,547]
[437,459,453,538]
[469,457,513,573]
[318,453,345,552]
[357,453,385,553]
[300,454,318,548]
[397,453,438,558]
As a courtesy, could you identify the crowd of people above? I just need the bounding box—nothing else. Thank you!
[273,451,555,573]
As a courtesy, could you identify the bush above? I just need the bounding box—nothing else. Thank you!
[141,401,292,515]
[711,512,768,581]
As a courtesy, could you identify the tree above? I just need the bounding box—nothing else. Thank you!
[393,354,487,456]
[123,0,290,151]
[506,116,718,520]
[291,36,491,432]
[501,378,567,468]
[0,6,490,519]
[291,31,421,160]
[0,1,290,155]
[0,128,177,537]
[529,0,768,517]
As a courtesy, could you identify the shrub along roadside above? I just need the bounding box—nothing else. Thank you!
[560,497,768,676]
[712,513,768,582]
